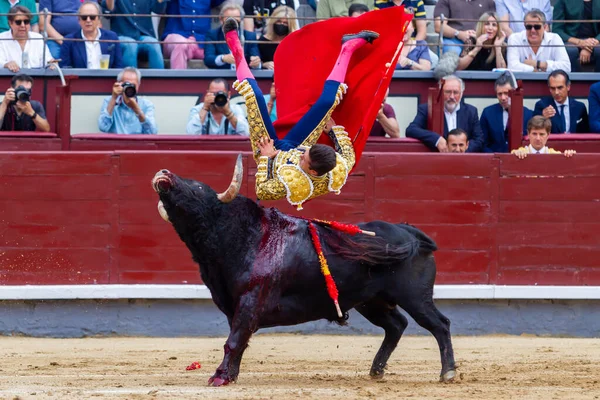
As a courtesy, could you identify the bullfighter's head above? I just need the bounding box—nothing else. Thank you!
[151,154,244,223]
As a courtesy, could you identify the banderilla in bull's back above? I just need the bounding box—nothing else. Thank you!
[151,154,456,386]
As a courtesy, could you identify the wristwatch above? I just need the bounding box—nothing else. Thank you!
[454,30,460,38]
[30,111,37,120]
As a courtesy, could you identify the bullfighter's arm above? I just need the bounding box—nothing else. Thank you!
[255,156,287,200]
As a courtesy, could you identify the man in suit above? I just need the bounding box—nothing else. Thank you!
[588,81,600,133]
[59,1,123,69]
[533,70,589,134]
[406,75,483,152]
[204,3,261,70]
[480,74,533,153]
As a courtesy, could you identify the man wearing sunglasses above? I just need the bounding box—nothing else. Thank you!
[506,9,570,72]
[60,1,123,69]
[0,6,53,72]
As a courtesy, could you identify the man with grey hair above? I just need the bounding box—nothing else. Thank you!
[60,1,123,69]
[98,67,157,134]
[204,2,261,69]
[406,75,483,152]
[507,9,571,72]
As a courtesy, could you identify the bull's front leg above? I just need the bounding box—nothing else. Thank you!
[209,290,261,386]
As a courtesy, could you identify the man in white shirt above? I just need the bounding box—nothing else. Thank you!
[507,9,571,72]
[495,0,552,36]
[511,115,576,158]
[0,6,53,72]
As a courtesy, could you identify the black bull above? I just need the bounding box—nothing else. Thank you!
[152,155,456,386]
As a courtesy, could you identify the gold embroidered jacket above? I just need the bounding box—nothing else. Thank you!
[255,126,356,210]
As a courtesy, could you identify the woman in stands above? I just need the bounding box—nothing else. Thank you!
[457,12,507,71]
[258,6,299,70]
[396,19,431,71]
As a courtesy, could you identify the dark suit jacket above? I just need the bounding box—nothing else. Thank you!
[589,82,600,133]
[60,28,123,69]
[480,103,532,153]
[533,96,589,133]
[406,102,484,152]
[553,0,600,43]
[204,28,260,69]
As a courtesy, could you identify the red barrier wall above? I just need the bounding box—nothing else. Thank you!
[1,151,599,286]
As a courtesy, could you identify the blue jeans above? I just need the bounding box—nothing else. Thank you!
[47,39,61,60]
[442,37,464,56]
[119,35,164,69]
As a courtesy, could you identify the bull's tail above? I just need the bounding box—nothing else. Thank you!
[399,223,438,253]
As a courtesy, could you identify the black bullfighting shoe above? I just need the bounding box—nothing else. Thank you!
[223,17,239,35]
[342,30,379,45]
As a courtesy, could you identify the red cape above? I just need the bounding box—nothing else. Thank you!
[272,7,413,167]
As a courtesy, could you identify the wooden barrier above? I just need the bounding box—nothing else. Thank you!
[1,151,600,286]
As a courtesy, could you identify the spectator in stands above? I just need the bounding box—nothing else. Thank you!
[588,81,600,133]
[511,115,576,158]
[205,3,261,70]
[370,89,399,138]
[0,0,38,33]
[102,0,167,69]
[480,73,532,153]
[348,3,368,17]
[447,128,468,153]
[258,6,298,70]
[507,9,571,72]
[0,6,53,72]
[39,0,81,60]
[186,78,249,135]
[458,12,507,71]
[296,0,316,28]
[98,67,157,134]
[263,81,277,122]
[495,0,552,37]
[553,0,600,73]
[243,0,293,35]
[434,0,496,56]
[533,70,589,134]
[0,74,50,132]
[406,75,483,152]
[396,18,431,71]
[60,1,123,69]
[162,0,225,70]
[317,0,371,19]
[375,0,426,41]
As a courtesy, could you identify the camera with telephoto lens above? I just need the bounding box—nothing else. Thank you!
[14,85,31,102]
[214,91,228,107]
[121,82,137,98]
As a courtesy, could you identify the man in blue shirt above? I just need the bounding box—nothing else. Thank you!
[103,0,166,69]
[98,67,157,134]
[39,0,81,59]
[162,0,226,69]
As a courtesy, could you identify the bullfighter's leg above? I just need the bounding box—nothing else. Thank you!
[284,31,379,148]
[355,298,408,379]
[208,291,259,386]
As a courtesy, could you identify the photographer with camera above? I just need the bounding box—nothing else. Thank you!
[98,67,157,134]
[186,78,249,135]
[0,74,50,132]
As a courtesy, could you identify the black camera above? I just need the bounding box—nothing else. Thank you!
[14,85,30,102]
[121,82,137,98]
[214,91,228,107]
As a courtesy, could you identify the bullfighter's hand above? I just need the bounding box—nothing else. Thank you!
[436,137,448,153]
[15,100,34,116]
[249,56,261,68]
[222,54,235,64]
[542,105,556,118]
[258,137,279,158]
[4,61,19,73]
[564,149,576,158]
[512,149,528,159]
[3,88,15,104]
[112,82,123,99]
[325,117,336,132]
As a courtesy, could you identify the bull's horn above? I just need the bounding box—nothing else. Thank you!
[158,200,170,222]
[217,154,243,203]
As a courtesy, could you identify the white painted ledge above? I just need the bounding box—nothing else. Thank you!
[0,285,598,300]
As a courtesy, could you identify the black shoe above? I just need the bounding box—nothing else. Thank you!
[342,30,379,45]
[223,17,239,35]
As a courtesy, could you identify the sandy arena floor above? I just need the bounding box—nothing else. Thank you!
[0,334,599,400]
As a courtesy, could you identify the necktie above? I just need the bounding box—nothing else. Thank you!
[559,104,567,133]
[504,111,511,142]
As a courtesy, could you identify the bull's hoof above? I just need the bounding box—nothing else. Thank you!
[439,369,456,383]
[208,376,231,387]
[369,370,385,380]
